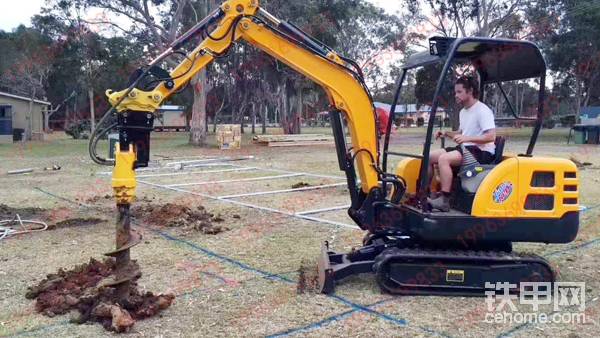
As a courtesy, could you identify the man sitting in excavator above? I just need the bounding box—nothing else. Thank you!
[427,76,497,212]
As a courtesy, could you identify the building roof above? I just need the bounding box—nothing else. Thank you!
[374,102,444,115]
[581,106,600,119]
[0,91,51,105]
[374,102,418,114]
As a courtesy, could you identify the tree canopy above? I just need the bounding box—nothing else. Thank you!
[0,0,599,136]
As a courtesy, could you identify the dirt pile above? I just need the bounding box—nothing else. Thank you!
[296,260,320,294]
[0,204,46,220]
[0,204,105,231]
[85,194,112,204]
[86,195,156,204]
[26,258,174,333]
[291,182,311,189]
[134,203,229,235]
[50,218,105,229]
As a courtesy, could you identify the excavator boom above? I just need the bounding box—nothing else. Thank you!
[104,0,380,195]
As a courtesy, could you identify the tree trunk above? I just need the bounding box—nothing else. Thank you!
[88,87,95,132]
[575,79,583,123]
[251,102,256,134]
[294,87,303,134]
[239,104,245,134]
[279,84,288,132]
[189,71,208,146]
[262,102,267,134]
[64,105,70,130]
[205,112,209,133]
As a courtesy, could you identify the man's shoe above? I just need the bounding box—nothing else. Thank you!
[427,195,450,212]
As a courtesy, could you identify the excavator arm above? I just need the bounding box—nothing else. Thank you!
[104,0,380,195]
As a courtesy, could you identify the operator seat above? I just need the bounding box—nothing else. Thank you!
[452,136,506,213]
[493,136,505,164]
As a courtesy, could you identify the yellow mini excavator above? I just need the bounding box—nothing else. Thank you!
[89,0,580,296]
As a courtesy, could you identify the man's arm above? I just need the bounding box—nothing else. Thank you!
[436,130,462,139]
[454,129,496,144]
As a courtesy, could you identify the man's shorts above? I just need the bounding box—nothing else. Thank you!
[445,145,494,165]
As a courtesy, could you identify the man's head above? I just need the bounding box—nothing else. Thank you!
[455,76,479,106]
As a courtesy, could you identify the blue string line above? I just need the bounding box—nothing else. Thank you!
[154,230,294,283]
[495,295,597,338]
[329,294,408,326]
[33,186,419,335]
[152,227,451,335]
[547,237,600,257]
[266,299,393,338]
[30,188,596,338]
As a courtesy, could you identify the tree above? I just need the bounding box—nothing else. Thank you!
[526,0,600,120]
[253,0,408,134]
[405,0,525,38]
[403,0,530,129]
[31,0,410,139]
[47,0,214,145]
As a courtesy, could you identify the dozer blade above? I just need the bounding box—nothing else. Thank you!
[317,242,335,294]
[317,241,379,294]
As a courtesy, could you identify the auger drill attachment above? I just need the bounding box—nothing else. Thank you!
[103,112,154,300]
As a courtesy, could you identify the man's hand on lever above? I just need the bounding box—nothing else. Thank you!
[436,130,461,141]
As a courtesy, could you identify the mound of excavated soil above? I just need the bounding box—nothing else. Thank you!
[26,258,174,333]
[1,204,107,231]
[85,194,112,204]
[0,204,46,220]
[292,182,312,189]
[134,203,229,235]
[50,218,105,229]
[296,260,320,294]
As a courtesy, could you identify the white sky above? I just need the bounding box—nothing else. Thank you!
[0,0,46,31]
[0,0,400,31]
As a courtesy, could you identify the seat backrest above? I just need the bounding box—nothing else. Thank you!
[494,136,505,164]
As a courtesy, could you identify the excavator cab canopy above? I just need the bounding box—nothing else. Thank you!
[383,37,548,199]
[403,37,546,83]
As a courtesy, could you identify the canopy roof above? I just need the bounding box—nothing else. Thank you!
[403,37,546,83]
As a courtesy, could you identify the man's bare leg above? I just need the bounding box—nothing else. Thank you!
[428,149,446,192]
[428,150,462,211]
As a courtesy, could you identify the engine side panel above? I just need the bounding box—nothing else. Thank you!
[472,156,579,218]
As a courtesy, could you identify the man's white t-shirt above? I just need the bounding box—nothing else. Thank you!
[459,100,496,154]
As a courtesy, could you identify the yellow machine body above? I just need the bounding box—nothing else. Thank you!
[395,156,579,219]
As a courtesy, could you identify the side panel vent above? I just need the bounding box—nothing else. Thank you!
[531,172,555,188]
[525,195,554,211]
[564,185,578,192]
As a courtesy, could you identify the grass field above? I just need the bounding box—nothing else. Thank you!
[0,127,599,337]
